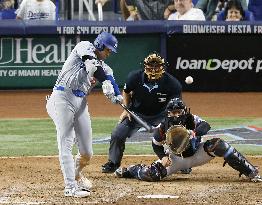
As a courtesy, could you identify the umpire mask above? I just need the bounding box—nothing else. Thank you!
[144,53,165,80]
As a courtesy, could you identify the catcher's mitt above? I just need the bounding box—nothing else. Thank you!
[165,125,190,155]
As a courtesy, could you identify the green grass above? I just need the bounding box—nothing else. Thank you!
[205,117,262,129]
[93,142,155,155]
[0,117,261,156]
[230,145,262,155]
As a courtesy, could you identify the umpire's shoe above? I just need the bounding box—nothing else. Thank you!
[102,160,119,173]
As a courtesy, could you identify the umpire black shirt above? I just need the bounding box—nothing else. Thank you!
[124,70,182,116]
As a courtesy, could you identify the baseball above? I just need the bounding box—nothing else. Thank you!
[185,76,193,84]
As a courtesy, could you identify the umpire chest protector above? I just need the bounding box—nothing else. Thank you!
[124,70,181,116]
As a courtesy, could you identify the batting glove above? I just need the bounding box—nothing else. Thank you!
[115,95,123,103]
[110,95,123,104]
[102,80,114,96]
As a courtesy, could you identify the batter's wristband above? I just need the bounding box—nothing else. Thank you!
[106,75,121,96]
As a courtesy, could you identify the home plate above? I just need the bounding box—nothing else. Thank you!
[137,194,179,199]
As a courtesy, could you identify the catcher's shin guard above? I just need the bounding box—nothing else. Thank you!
[127,162,167,182]
[115,167,133,178]
[204,138,259,179]
[128,164,149,180]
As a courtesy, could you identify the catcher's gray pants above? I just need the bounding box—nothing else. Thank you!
[108,112,165,165]
[46,89,93,189]
[167,143,213,176]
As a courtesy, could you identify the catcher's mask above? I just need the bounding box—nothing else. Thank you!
[166,98,186,118]
[144,52,165,80]
[165,125,190,155]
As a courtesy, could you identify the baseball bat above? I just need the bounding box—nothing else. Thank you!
[118,102,153,133]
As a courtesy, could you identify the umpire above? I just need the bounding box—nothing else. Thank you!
[102,52,182,173]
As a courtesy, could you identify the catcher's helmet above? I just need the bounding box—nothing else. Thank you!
[143,52,165,80]
[166,98,186,112]
[166,98,188,126]
[94,32,118,53]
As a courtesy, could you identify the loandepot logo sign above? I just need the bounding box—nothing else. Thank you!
[176,57,262,73]
[0,36,80,67]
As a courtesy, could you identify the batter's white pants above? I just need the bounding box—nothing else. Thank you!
[46,89,93,189]
[167,143,213,176]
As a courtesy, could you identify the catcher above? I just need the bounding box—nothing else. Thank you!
[115,98,262,182]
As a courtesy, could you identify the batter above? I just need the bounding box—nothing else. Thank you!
[46,32,122,198]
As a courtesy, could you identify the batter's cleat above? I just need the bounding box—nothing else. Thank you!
[64,186,90,198]
[180,168,192,174]
[114,167,132,178]
[102,161,119,173]
[76,173,92,190]
[250,174,262,182]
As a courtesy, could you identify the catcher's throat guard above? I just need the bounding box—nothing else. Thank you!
[165,125,190,155]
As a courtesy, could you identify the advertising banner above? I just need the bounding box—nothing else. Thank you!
[0,34,160,89]
[167,34,262,91]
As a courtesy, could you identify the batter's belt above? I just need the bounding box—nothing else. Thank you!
[54,86,86,97]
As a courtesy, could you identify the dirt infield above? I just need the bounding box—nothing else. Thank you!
[0,91,262,204]
[0,156,261,205]
[1,90,262,118]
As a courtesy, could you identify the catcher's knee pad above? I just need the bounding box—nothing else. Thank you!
[149,162,167,181]
[203,138,231,157]
[204,138,258,178]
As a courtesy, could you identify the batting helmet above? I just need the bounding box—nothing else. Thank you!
[94,32,118,53]
[143,52,165,80]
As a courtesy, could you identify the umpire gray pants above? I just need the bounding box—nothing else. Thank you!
[108,112,165,166]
